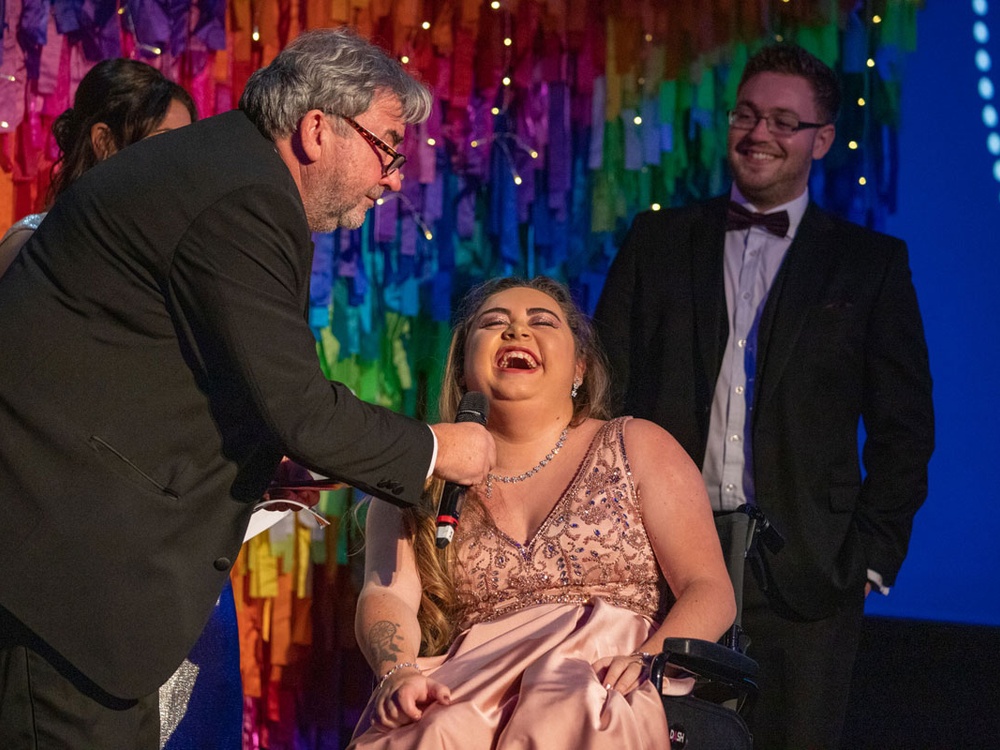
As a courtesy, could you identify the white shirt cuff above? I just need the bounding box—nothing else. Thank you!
[867,569,890,596]
[426,425,438,480]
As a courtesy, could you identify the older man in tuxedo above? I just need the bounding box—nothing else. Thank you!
[0,28,494,748]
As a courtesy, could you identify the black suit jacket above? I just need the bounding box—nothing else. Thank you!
[0,110,433,698]
[594,195,934,620]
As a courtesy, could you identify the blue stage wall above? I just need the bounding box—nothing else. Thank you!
[868,0,1000,625]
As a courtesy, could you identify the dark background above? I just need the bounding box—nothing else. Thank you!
[865,0,1000,630]
[842,2,1000,746]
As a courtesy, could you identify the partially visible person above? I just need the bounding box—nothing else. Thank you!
[349,277,736,749]
[0,57,244,750]
[0,58,196,274]
[594,44,934,749]
[0,27,494,749]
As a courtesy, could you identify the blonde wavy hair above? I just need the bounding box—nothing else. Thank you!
[404,276,612,655]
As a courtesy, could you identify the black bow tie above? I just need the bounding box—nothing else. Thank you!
[726,201,790,237]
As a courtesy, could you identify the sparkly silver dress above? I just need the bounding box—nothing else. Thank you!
[159,578,242,749]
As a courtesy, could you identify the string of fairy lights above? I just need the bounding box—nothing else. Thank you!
[385,0,896,231]
[0,3,923,232]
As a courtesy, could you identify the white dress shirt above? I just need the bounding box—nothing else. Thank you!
[702,187,808,511]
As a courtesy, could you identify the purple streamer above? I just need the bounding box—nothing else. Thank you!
[589,77,606,170]
[641,98,660,165]
[547,81,571,194]
[375,194,399,243]
[622,109,643,171]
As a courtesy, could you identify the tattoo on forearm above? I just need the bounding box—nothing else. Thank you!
[367,620,404,665]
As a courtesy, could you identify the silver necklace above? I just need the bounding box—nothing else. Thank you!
[486,427,569,498]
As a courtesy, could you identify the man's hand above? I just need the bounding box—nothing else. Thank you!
[429,422,495,486]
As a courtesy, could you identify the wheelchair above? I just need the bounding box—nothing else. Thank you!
[651,505,783,749]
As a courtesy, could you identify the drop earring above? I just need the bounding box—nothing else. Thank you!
[571,379,581,399]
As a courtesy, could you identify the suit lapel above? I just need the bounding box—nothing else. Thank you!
[754,203,836,413]
[692,196,730,395]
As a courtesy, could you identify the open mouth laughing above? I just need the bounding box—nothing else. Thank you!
[496,348,539,370]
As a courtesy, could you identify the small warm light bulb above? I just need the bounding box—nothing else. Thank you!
[151,46,162,55]
[775,34,784,43]
[427,137,436,146]
[866,58,875,68]
[490,0,500,8]
[513,174,523,185]
[470,140,479,148]
[633,115,642,125]
[376,198,385,206]
[848,140,859,150]
[503,37,512,47]
[252,30,260,42]
[0,121,8,129]
[424,230,434,240]
[857,97,866,107]
[873,15,882,24]
[502,76,511,86]
[118,6,124,13]
[651,203,662,211]
[645,33,653,43]
[400,55,410,64]
[858,176,867,186]
[491,107,500,115]
[529,150,538,159]
[6,75,15,82]
[421,21,431,30]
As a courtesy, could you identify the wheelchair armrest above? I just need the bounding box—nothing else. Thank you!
[650,637,758,694]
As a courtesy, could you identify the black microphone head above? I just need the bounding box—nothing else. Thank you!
[455,391,489,426]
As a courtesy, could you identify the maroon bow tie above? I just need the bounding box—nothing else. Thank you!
[727,202,790,237]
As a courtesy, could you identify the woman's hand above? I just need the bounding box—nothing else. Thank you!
[371,671,452,729]
[592,653,649,695]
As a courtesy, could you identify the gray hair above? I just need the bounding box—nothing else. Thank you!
[239,27,433,139]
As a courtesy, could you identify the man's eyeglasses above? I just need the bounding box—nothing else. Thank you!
[341,116,406,177]
[727,105,827,137]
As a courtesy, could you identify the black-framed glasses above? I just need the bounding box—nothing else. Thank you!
[341,116,406,176]
[727,105,827,137]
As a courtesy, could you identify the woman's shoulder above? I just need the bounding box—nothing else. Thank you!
[618,417,693,470]
[580,416,674,449]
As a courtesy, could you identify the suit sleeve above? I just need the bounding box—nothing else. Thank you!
[167,184,433,507]
[857,240,934,584]
[594,214,646,416]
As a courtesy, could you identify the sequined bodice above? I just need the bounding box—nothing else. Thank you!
[452,417,671,629]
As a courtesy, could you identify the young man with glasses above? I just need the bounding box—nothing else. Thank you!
[595,44,933,749]
[0,27,496,748]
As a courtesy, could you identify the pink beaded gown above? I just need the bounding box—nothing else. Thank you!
[349,418,675,749]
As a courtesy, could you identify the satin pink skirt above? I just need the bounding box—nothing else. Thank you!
[349,598,673,749]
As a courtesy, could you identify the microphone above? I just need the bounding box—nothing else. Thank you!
[435,391,489,549]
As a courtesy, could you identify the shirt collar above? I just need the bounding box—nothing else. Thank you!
[729,186,810,239]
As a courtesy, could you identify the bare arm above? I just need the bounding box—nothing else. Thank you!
[595,418,736,693]
[356,499,426,674]
[355,499,451,727]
